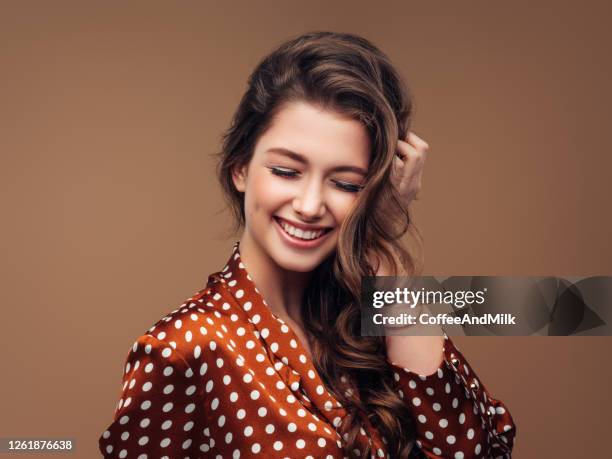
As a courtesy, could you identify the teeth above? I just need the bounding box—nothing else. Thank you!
[279,220,325,240]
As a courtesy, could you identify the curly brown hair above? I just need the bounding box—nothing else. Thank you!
[215,31,424,458]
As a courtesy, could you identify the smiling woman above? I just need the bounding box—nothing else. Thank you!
[231,101,371,273]
[99,31,515,458]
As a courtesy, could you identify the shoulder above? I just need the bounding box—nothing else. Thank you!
[130,279,250,373]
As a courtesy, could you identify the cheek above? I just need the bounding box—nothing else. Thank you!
[327,193,359,224]
[246,173,293,215]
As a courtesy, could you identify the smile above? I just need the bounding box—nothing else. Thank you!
[273,217,333,247]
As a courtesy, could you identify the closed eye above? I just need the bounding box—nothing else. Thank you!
[268,167,363,193]
[332,180,364,193]
[268,167,299,178]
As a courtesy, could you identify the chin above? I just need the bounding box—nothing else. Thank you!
[272,252,326,273]
[269,241,336,273]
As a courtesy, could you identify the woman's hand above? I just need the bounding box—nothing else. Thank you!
[367,132,430,276]
[392,132,430,208]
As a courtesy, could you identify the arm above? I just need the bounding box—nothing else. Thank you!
[98,334,205,458]
[388,333,516,458]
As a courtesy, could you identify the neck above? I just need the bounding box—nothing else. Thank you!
[238,232,312,326]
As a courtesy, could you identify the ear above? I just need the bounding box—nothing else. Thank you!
[231,163,248,192]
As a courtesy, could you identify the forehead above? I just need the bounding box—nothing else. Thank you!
[255,101,371,168]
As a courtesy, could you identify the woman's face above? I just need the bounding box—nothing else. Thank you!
[233,100,371,273]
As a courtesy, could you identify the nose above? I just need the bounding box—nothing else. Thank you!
[292,176,326,221]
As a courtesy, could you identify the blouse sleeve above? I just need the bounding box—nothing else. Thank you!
[388,333,516,458]
[98,333,205,458]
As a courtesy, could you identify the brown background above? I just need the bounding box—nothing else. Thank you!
[1,1,611,457]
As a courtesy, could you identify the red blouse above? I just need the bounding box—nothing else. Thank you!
[99,242,516,458]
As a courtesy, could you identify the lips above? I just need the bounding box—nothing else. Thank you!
[273,217,333,247]
[274,217,333,237]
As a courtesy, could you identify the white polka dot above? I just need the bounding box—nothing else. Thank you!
[446,435,456,445]
[296,439,306,449]
[244,426,253,437]
[265,424,275,434]
[317,438,326,447]
[467,428,475,439]
[160,438,171,448]
[273,440,283,450]
[186,384,197,395]
[439,418,448,428]
[237,408,246,419]
[251,443,261,453]
[412,397,421,406]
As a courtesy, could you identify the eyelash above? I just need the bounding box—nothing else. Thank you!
[267,167,364,193]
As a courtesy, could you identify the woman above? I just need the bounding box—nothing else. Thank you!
[99,32,515,458]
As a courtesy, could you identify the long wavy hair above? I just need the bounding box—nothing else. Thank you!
[215,31,424,458]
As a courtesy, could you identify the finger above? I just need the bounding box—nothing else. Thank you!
[407,132,430,151]
[396,139,424,168]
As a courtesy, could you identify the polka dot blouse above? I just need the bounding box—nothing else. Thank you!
[99,242,516,458]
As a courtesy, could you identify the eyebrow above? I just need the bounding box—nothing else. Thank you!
[265,147,368,176]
